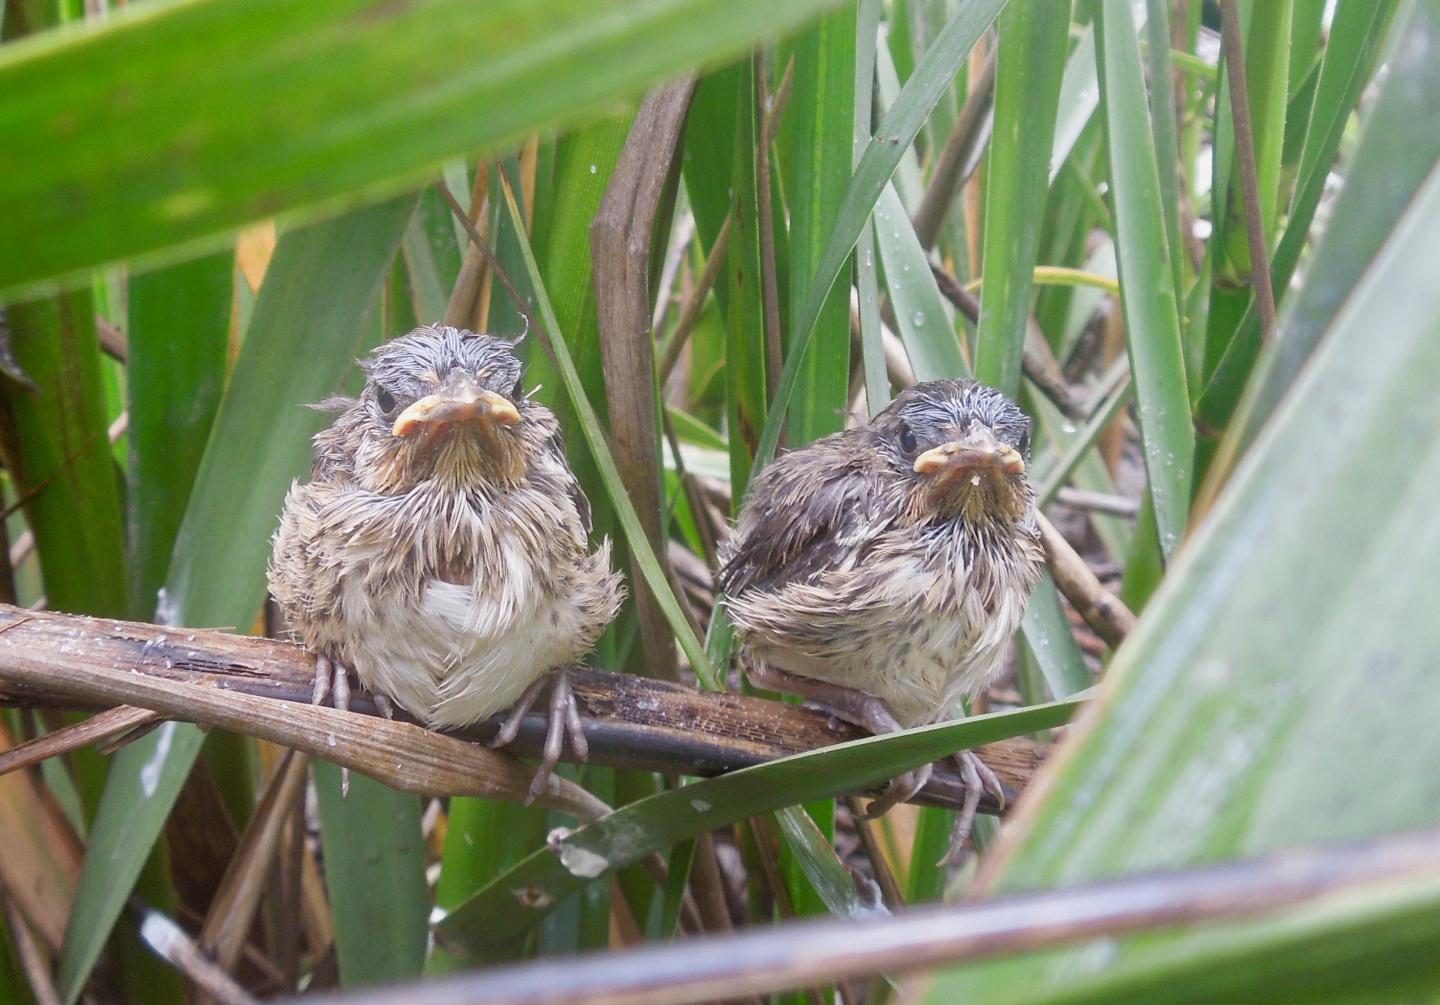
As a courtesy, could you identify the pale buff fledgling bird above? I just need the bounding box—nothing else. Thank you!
[269,324,623,796]
[718,379,1044,859]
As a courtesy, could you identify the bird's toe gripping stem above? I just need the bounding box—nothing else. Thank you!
[490,668,590,802]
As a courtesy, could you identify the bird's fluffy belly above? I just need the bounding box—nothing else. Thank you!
[342,570,584,729]
[731,544,1032,727]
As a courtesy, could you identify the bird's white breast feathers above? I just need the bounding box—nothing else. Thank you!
[347,569,592,729]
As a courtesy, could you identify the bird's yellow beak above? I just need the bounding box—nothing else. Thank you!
[913,426,1025,479]
[392,378,520,439]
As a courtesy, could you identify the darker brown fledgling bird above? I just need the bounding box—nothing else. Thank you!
[718,379,1044,861]
[268,324,624,798]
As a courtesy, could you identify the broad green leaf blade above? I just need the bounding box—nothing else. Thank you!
[0,0,851,295]
[57,199,416,1002]
[434,697,1082,958]
[1019,570,1091,699]
[126,251,232,620]
[401,187,463,326]
[55,723,204,1005]
[314,764,428,986]
[1092,0,1191,558]
[683,62,768,497]
[754,0,1008,471]
[163,197,416,631]
[1049,25,1098,184]
[973,0,1069,398]
[929,134,1440,1001]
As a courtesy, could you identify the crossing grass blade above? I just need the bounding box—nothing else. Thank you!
[874,183,967,381]
[434,697,1082,958]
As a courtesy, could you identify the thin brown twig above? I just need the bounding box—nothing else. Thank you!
[1219,0,1278,343]
[928,264,1086,418]
[131,899,259,1005]
[1036,513,1136,648]
[0,891,61,1005]
[436,178,558,371]
[913,51,998,252]
[845,797,904,912]
[0,704,161,778]
[198,750,310,977]
[656,213,733,386]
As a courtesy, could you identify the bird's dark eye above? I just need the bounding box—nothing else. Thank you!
[375,386,397,415]
[898,422,918,454]
[1017,426,1031,455]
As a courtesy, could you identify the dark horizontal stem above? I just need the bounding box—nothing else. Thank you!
[0,605,1044,815]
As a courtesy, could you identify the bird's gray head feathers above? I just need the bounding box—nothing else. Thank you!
[311,324,557,493]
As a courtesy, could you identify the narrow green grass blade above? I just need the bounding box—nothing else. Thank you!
[524,114,633,510]
[55,723,204,1005]
[753,0,1008,471]
[874,183,966,381]
[1019,570,1091,699]
[431,121,630,965]
[1233,0,1422,443]
[497,176,719,688]
[973,0,1070,397]
[854,0,888,413]
[126,251,232,620]
[401,187,462,326]
[1050,25,1098,184]
[314,764,428,986]
[928,128,1440,1003]
[3,292,126,619]
[0,0,852,295]
[774,805,873,916]
[1091,0,1191,558]
[1142,0,1184,299]
[780,6,856,444]
[57,199,416,1003]
[434,697,1082,957]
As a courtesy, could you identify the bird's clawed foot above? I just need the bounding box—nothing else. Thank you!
[940,750,1005,865]
[312,653,396,796]
[312,653,396,719]
[862,760,933,819]
[490,669,590,803]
